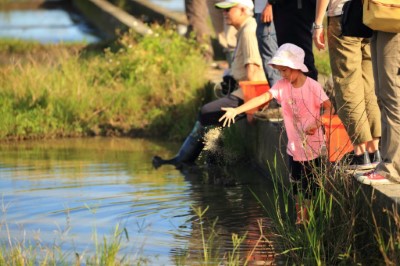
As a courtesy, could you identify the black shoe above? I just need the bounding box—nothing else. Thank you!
[152,156,165,169]
[347,151,374,170]
[369,150,382,166]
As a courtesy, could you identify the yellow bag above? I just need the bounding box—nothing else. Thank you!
[363,0,400,33]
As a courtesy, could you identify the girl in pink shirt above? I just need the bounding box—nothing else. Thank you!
[219,43,333,224]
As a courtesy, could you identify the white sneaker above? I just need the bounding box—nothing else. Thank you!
[354,170,392,185]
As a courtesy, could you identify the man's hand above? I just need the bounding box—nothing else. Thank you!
[313,28,325,50]
[219,107,238,127]
[261,4,273,23]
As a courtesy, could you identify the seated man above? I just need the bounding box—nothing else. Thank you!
[152,0,266,168]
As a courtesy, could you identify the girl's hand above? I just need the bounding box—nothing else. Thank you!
[219,107,238,127]
[305,124,318,135]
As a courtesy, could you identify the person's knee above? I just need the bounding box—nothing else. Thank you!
[199,103,213,125]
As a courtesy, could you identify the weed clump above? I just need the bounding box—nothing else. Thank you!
[0,26,208,141]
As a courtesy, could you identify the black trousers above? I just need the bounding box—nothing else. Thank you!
[288,155,321,199]
[273,0,318,81]
[199,94,244,126]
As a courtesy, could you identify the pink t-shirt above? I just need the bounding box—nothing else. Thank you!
[269,77,329,162]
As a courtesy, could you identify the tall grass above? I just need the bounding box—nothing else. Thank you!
[261,155,400,265]
[0,26,209,141]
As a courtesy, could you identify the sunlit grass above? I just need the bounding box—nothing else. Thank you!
[260,153,400,265]
[314,46,331,77]
[0,26,209,141]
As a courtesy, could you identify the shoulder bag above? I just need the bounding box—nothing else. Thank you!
[363,0,400,33]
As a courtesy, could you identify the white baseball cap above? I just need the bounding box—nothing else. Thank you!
[268,43,309,72]
[215,0,254,11]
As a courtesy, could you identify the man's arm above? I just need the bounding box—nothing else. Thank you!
[313,0,330,50]
[245,63,263,81]
[261,2,273,23]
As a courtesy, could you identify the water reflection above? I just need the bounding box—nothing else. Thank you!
[0,138,279,264]
[149,0,184,12]
[0,9,102,43]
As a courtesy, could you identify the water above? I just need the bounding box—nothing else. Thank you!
[0,5,102,43]
[0,0,184,44]
[0,138,279,264]
[150,0,184,12]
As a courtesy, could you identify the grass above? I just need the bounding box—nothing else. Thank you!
[313,45,331,77]
[0,26,332,143]
[257,153,400,265]
[0,26,209,141]
[0,223,141,266]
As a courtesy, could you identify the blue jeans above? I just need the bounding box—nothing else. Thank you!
[255,13,280,87]
[272,0,318,81]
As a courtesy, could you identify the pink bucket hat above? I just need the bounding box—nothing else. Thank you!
[268,43,308,72]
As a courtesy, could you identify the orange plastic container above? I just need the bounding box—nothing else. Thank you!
[239,81,270,121]
[321,114,353,162]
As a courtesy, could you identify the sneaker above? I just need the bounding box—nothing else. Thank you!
[346,151,374,170]
[369,150,382,167]
[354,170,392,185]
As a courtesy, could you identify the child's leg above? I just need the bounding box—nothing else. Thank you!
[295,196,310,225]
[289,156,321,224]
[289,156,308,224]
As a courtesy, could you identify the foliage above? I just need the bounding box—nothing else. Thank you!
[262,156,400,265]
[314,47,331,77]
[0,26,208,141]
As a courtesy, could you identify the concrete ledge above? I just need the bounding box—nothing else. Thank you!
[72,0,152,39]
[121,0,187,26]
[235,117,289,185]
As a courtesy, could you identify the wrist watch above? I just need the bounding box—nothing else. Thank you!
[313,23,324,29]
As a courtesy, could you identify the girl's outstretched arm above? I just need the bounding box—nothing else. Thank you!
[219,91,273,127]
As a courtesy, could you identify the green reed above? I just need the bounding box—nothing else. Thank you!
[0,26,208,141]
[260,154,400,265]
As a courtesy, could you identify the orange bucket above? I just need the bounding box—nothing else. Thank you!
[321,114,353,162]
[239,81,270,121]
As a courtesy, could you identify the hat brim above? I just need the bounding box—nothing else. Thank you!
[268,58,309,73]
[215,2,238,9]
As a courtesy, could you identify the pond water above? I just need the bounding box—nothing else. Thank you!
[0,4,102,43]
[0,137,281,264]
[150,0,184,12]
[0,0,184,44]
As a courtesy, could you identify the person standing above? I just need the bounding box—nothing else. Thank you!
[356,31,400,184]
[152,0,266,169]
[254,0,280,86]
[313,0,381,170]
[272,0,318,81]
[207,0,238,65]
[185,0,214,61]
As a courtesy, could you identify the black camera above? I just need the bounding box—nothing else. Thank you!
[220,75,238,95]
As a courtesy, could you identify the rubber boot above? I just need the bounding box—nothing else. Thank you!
[152,121,205,169]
